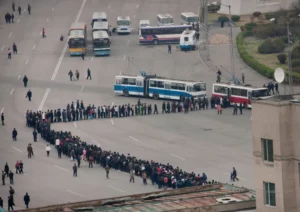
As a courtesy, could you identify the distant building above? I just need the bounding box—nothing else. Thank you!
[252,95,300,212]
[219,0,298,15]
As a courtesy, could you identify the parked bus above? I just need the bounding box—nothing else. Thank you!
[181,12,199,24]
[91,12,107,25]
[68,23,87,56]
[139,25,193,45]
[139,20,150,28]
[92,31,110,56]
[180,30,197,51]
[116,16,131,34]
[212,83,270,108]
[114,74,206,101]
[157,14,174,26]
[92,21,109,33]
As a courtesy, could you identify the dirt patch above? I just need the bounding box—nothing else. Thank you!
[209,34,229,45]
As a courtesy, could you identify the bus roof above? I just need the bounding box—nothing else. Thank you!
[70,22,86,30]
[213,83,267,90]
[92,12,107,20]
[115,74,204,83]
[139,20,150,25]
[117,16,130,21]
[181,12,198,17]
[181,29,196,36]
[157,14,173,19]
[93,31,109,39]
[140,25,192,29]
[69,30,85,38]
[93,21,109,29]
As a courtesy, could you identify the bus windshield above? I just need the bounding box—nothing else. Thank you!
[187,16,199,23]
[193,83,206,92]
[69,38,85,48]
[93,39,110,48]
[117,20,130,26]
[251,89,269,98]
[161,18,174,24]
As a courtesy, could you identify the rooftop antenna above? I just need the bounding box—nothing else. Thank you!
[274,67,285,95]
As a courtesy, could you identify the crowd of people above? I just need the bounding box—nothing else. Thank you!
[25,101,222,190]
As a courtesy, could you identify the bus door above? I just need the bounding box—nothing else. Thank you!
[144,78,149,97]
[136,79,144,96]
[226,87,231,103]
[164,82,171,98]
[187,85,192,98]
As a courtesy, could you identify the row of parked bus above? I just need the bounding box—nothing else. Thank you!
[113,74,270,108]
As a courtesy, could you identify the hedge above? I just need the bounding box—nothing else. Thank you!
[236,32,300,83]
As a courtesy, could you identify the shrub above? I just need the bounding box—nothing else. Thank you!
[231,15,240,22]
[265,10,288,20]
[257,38,285,54]
[293,67,300,73]
[244,23,257,31]
[292,59,300,67]
[218,15,229,22]
[277,54,287,64]
[280,36,288,44]
[253,23,286,39]
[291,46,300,59]
[253,11,262,17]
[208,4,220,13]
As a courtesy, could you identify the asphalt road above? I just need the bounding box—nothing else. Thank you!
[0,0,270,209]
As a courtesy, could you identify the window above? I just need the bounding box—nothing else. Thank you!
[184,37,188,42]
[241,89,248,97]
[122,78,128,85]
[156,81,164,88]
[115,78,122,84]
[231,88,241,96]
[165,84,171,89]
[264,182,276,206]
[178,83,185,91]
[150,80,157,87]
[128,78,136,85]
[262,139,274,162]
[214,85,227,94]
[137,80,143,86]
[171,82,178,90]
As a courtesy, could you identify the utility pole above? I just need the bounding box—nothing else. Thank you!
[199,0,210,60]
[287,23,293,94]
[228,5,235,83]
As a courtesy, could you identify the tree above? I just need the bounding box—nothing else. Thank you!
[277,54,287,64]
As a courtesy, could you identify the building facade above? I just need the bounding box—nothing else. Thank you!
[219,0,298,15]
[252,96,300,212]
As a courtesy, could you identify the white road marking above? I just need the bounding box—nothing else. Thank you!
[54,165,69,172]
[46,18,49,22]
[129,136,141,143]
[23,8,26,13]
[17,75,21,80]
[111,119,114,125]
[40,31,42,35]
[108,186,125,193]
[23,173,28,176]
[90,56,93,62]
[38,88,50,111]
[108,5,111,8]
[126,40,129,46]
[10,89,14,95]
[12,146,22,153]
[8,32,12,37]
[0,108,4,113]
[74,122,77,128]
[91,140,100,145]
[123,55,126,60]
[52,8,54,11]
[224,172,246,181]
[17,19,20,23]
[134,15,136,18]
[80,85,84,93]
[51,0,86,81]
[25,59,29,64]
[170,153,186,161]
[66,189,84,197]
[32,45,36,50]
[1,46,4,51]
[136,4,139,8]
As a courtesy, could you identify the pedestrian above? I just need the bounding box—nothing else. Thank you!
[275,82,279,94]
[2,171,5,185]
[23,75,28,87]
[46,144,51,156]
[142,171,147,185]
[81,51,85,60]
[42,28,46,38]
[154,104,158,114]
[15,161,19,174]
[12,43,17,54]
[12,128,17,141]
[27,4,31,15]
[68,70,73,81]
[5,13,9,23]
[105,165,110,179]
[239,103,243,115]
[88,156,93,168]
[129,169,134,183]
[11,13,14,23]
[168,44,171,54]
[86,68,91,80]
[231,167,239,181]
[4,163,9,177]
[0,197,3,208]
[12,2,15,12]
[242,73,245,84]
[233,103,238,115]
[217,104,222,114]
[1,113,4,125]
[73,163,77,177]
[9,171,13,184]
[24,192,30,208]
[33,129,37,142]
[9,186,14,196]
[26,89,32,101]
[8,48,12,59]
[75,70,80,80]
[19,161,23,174]
[8,195,14,211]
[27,144,33,158]
[60,35,64,41]
[18,6,21,15]
[7,13,11,23]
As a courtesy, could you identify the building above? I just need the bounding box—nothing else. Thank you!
[252,95,300,212]
[18,184,256,212]
[219,0,298,15]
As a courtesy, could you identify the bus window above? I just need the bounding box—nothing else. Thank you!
[241,89,248,97]
[157,81,164,88]
[165,83,170,89]
[214,85,227,94]
[184,37,189,42]
[171,82,178,90]
[122,78,128,84]
[137,80,143,86]
[178,83,185,90]
[115,78,122,84]
[193,83,206,91]
[150,80,157,87]
[128,78,136,85]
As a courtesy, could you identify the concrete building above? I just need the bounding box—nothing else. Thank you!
[252,95,300,212]
[219,0,298,15]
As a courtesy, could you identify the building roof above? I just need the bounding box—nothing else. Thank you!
[253,93,300,105]
[18,184,256,212]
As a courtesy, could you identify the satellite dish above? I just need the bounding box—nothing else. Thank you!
[274,68,285,83]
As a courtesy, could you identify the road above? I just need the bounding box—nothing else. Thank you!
[0,0,260,209]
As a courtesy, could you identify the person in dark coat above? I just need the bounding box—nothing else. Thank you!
[0,196,3,208]
[1,113,4,125]
[4,163,9,177]
[26,89,32,101]
[9,171,14,184]
[23,75,28,87]
[24,193,30,208]
[12,43,17,54]
[8,195,14,211]
[33,130,37,142]
[1,171,5,185]
[12,128,17,141]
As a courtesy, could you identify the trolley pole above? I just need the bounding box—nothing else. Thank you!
[287,23,293,94]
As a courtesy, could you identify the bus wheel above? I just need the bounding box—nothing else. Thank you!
[153,40,158,45]
[123,90,129,97]
[180,95,185,102]
[153,93,159,100]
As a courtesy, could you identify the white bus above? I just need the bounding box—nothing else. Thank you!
[157,14,174,26]
[180,30,197,51]
[92,31,110,56]
[92,21,109,33]
[91,12,107,25]
[181,12,199,24]
[139,20,150,28]
[116,16,131,34]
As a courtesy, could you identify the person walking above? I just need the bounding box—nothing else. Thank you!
[239,103,243,115]
[8,171,13,184]
[105,165,110,179]
[11,13,14,23]
[46,144,51,156]
[75,70,80,80]
[27,144,33,158]
[81,52,85,60]
[4,163,9,177]
[18,6,21,15]
[168,44,171,54]
[73,163,77,177]
[12,128,17,141]
[12,2,15,12]
[233,103,238,115]
[24,192,30,208]
[33,129,37,142]
[2,171,5,185]
[241,73,245,84]
[129,169,134,183]
[12,43,17,54]
[8,48,12,59]
[42,28,46,38]
[8,195,14,211]
[86,68,91,80]
[1,113,4,125]
[142,171,147,185]
[68,70,73,81]
[23,75,28,87]
[231,167,239,181]
[27,4,31,15]
[0,197,3,208]
[26,89,32,101]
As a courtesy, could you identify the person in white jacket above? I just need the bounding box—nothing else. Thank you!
[46,144,51,157]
